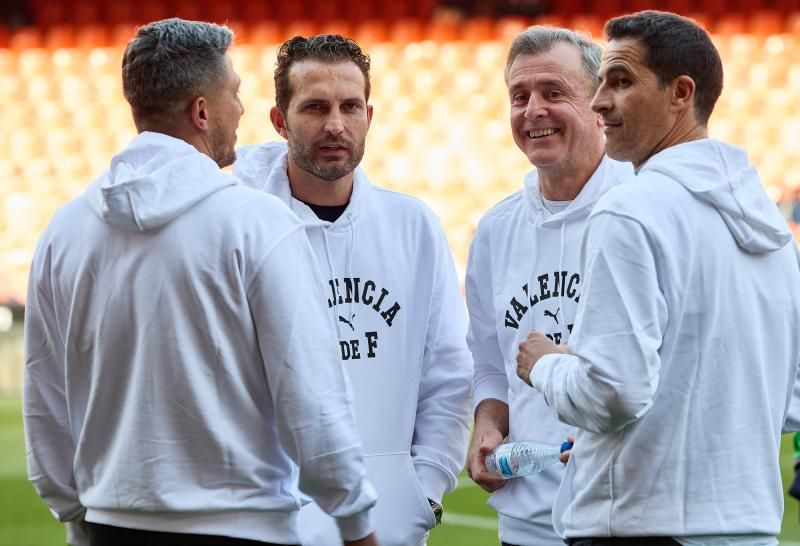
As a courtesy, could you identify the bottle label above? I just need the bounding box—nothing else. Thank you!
[498,456,514,478]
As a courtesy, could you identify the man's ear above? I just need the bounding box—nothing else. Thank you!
[270,106,289,139]
[366,104,374,129]
[189,96,211,131]
[671,75,696,114]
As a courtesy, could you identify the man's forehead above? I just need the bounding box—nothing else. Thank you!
[508,46,584,83]
[289,59,364,85]
[600,38,646,68]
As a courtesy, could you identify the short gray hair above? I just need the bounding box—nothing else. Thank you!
[122,18,234,122]
[505,26,602,92]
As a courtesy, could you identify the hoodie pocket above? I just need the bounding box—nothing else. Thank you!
[297,452,434,546]
[367,452,434,546]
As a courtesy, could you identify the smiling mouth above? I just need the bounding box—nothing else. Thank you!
[528,128,558,139]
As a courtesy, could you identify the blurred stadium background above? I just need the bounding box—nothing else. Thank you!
[2,0,800,544]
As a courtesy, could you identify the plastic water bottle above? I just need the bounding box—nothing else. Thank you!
[485,441,573,479]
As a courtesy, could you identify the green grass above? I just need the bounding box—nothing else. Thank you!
[4,393,800,545]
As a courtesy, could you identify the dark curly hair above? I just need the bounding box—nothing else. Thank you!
[605,11,723,125]
[274,34,371,113]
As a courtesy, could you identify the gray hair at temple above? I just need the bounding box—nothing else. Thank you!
[122,18,234,124]
[504,26,602,92]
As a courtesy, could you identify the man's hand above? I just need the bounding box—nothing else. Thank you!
[516,331,564,386]
[345,533,378,546]
[559,435,576,465]
[466,426,507,493]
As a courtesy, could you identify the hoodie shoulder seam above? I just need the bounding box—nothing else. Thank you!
[245,223,307,293]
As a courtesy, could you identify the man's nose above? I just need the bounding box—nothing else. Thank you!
[324,111,345,134]
[524,95,547,120]
[590,87,610,114]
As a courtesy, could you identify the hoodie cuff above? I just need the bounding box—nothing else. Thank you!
[472,375,509,411]
[529,352,560,391]
[414,462,452,503]
[336,509,374,542]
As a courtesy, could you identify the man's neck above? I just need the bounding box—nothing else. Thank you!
[286,158,354,206]
[538,152,604,201]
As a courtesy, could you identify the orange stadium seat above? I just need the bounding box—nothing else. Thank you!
[426,17,460,42]
[749,10,784,35]
[787,12,800,35]
[353,19,390,45]
[275,1,308,25]
[204,0,240,24]
[239,0,272,21]
[44,24,76,49]
[342,0,378,21]
[9,28,43,50]
[494,17,529,45]
[172,0,205,23]
[283,19,319,40]
[75,24,111,49]
[37,1,67,27]
[308,0,341,24]
[245,21,281,45]
[110,24,139,47]
[715,13,747,35]
[106,2,135,25]
[70,1,101,27]
[390,18,424,43]
[137,0,170,25]
[462,17,494,43]
[569,15,604,40]
[533,14,565,28]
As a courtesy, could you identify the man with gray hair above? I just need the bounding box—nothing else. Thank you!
[23,19,377,546]
[465,26,632,545]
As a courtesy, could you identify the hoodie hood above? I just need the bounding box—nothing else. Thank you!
[233,141,369,231]
[642,138,791,253]
[523,155,634,227]
[87,131,237,232]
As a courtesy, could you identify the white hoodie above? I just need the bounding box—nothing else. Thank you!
[531,139,800,542]
[23,132,376,546]
[467,155,632,545]
[233,142,472,546]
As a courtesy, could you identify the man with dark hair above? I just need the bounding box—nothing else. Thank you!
[23,19,377,546]
[234,34,472,546]
[465,25,631,546]
[516,11,800,546]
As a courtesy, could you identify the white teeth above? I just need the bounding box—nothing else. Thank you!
[528,129,556,138]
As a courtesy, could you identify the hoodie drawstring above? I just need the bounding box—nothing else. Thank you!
[321,228,341,340]
[558,221,567,342]
[346,212,355,325]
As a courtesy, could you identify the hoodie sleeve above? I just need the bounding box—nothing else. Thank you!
[22,240,90,546]
[246,224,376,541]
[530,210,668,433]
[411,224,473,503]
[467,219,510,408]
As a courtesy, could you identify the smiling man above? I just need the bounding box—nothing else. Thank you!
[233,34,472,546]
[464,26,632,546]
[516,11,800,546]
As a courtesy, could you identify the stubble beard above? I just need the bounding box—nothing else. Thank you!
[211,125,236,169]
[287,131,365,182]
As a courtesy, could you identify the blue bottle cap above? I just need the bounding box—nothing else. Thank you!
[560,441,574,453]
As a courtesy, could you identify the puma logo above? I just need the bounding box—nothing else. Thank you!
[544,308,560,325]
[338,314,356,331]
